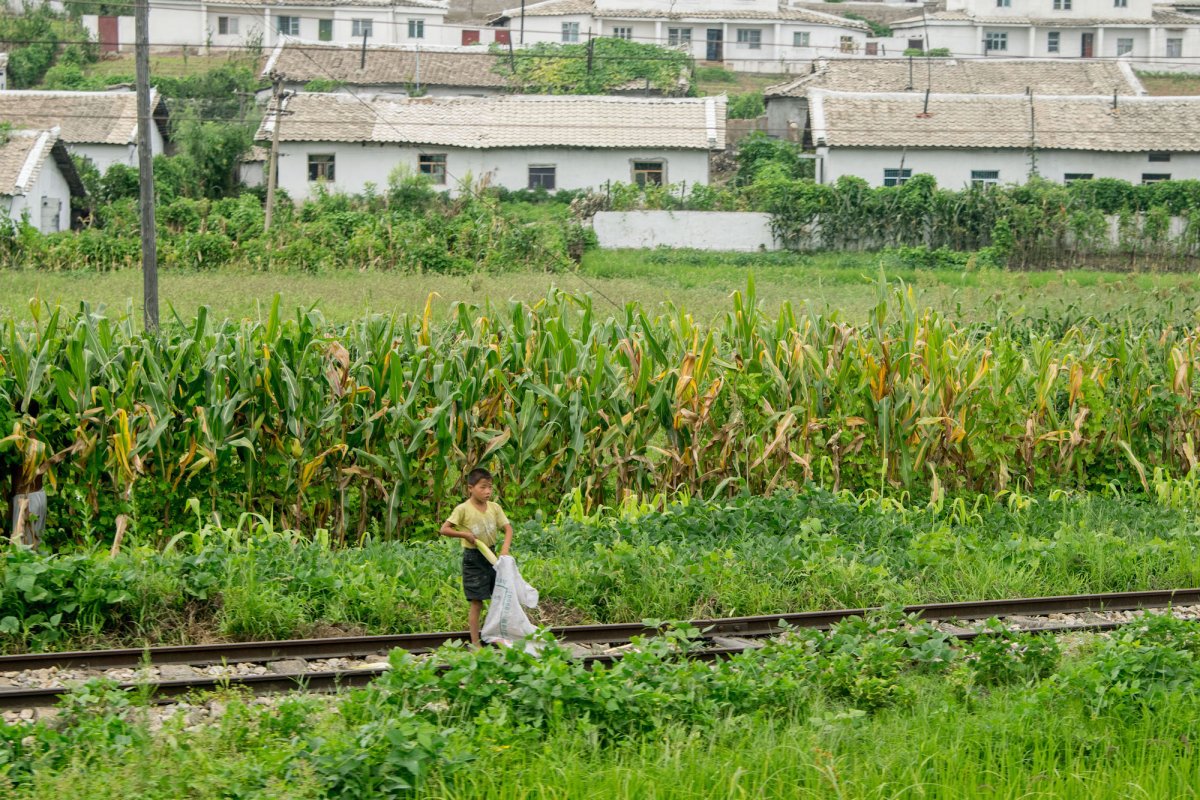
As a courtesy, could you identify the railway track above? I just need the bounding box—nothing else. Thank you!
[3,588,1199,710]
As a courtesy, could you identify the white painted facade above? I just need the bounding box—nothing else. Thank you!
[72,127,166,173]
[819,146,1200,187]
[2,133,76,234]
[274,142,712,200]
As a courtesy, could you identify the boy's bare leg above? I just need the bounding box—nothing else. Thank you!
[468,600,484,648]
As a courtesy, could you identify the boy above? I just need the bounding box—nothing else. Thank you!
[439,468,513,648]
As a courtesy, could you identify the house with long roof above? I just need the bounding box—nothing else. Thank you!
[891,0,1200,62]
[256,93,725,199]
[765,56,1147,137]
[0,90,169,171]
[0,129,87,234]
[807,89,1200,187]
[489,0,872,73]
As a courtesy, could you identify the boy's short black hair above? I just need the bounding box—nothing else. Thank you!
[466,468,492,487]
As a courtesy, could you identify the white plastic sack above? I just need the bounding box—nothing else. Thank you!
[481,555,541,652]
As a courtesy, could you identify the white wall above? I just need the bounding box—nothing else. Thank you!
[958,0,1155,21]
[821,146,1200,187]
[898,19,1200,61]
[275,142,711,200]
[72,124,165,173]
[593,210,777,251]
[7,156,73,234]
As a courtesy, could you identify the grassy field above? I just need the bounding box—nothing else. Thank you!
[3,249,1198,326]
[82,49,260,81]
[1138,71,1200,96]
[694,65,787,95]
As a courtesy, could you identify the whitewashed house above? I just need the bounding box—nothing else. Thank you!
[0,53,7,91]
[257,93,725,200]
[0,90,169,171]
[891,0,1200,64]
[0,129,86,234]
[808,89,1200,187]
[765,56,1146,138]
[489,0,872,73]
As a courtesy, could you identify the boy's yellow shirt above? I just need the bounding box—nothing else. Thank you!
[446,501,510,549]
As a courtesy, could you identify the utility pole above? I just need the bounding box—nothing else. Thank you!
[264,73,284,233]
[135,0,158,331]
[587,29,594,73]
[519,0,525,44]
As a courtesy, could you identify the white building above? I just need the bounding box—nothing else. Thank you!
[489,0,872,73]
[766,56,1146,138]
[0,90,169,172]
[256,93,725,199]
[891,0,1200,65]
[0,129,86,234]
[808,89,1200,187]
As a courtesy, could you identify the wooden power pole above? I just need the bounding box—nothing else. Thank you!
[135,0,158,330]
[264,74,283,233]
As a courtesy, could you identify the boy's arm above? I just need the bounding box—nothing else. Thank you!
[439,520,476,546]
[499,523,513,556]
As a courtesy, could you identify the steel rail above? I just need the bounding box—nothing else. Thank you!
[2,587,1196,675]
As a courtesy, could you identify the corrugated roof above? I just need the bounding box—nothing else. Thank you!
[0,90,167,145]
[892,7,1200,25]
[809,89,1200,152]
[766,57,1146,98]
[496,0,869,28]
[258,92,726,149]
[264,42,510,87]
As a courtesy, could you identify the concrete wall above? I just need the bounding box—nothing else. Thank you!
[593,210,777,251]
[274,142,712,200]
[821,146,1200,187]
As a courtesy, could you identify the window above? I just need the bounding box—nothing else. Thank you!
[419,154,447,184]
[1149,152,1172,162]
[217,16,238,34]
[907,38,924,51]
[985,31,1008,51]
[612,26,632,40]
[1047,31,1060,52]
[997,0,1011,7]
[528,166,556,190]
[1114,0,1127,6]
[883,168,911,187]
[1142,173,1171,183]
[561,22,580,42]
[1064,173,1093,183]
[1116,37,1133,55]
[668,27,692,47]
[276,15,299,36]
[353,19,373,38]
[307,154,335,182]
[736,28,762,49]
[408,18,424,39]
[1052,0,1071,9]
[318,19,333,41]
[840,35,855,53]
[632,161,665,187]
[794,31,810,47]
[1167,37,1183,57]
[971,170,1000,187]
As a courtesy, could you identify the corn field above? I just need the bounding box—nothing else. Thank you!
[2,280,1199,544]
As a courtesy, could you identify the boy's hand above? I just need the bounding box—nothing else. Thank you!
[463,531,477,547]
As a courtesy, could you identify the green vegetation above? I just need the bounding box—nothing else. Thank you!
[1138,70,1200,96]
[5,488,1200,651]
[9,611,1200,797]
[0,6,96,88]
[726,92,765,119]
[496,38,690,95]
[843,12,892,38]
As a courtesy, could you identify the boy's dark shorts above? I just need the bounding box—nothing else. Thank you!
[462,547,496,601]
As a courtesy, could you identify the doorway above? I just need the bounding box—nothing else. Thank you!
[1081,32,1094,57]
[706,29,723,61]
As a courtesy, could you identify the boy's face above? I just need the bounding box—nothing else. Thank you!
[468,479,493,504]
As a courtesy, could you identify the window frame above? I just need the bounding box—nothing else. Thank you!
[1167,37,1183,57]
[794,31,811,47]
[562,21,580,42]
[528,165,557,191]
[419,153,448,184]
[1141,173,1172,184]
[1116,37,1134,55]
[612,26,633,40]
[839,35,855,53]
[984,31,1008,51]
[407,18,425,39]
[1047,31,1060,53]
[217,15,238,35]
[668,27,692,47]
[1149,152,1172,162]
[997,0,1011,7]
[736,28,763,50]
[352,18,374,38]
[631,160,666,187]
[883,168,912,187]
[1064,173,1094,184]
[1052,0,1072,9]
[1114,0,1128,6]
[276,15,299,36]
[971,170,1000,188]
[307,154,335,183]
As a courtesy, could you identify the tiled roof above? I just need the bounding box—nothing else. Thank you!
[201,0,447,8]
[264,42,510,87]
[258,92,726,149]
[766,57,1145,98]
[0,129,85,198]
[0,90,167,145]
[496,0,869,28]
[892,7,1200,25]
[808,89,1200,152]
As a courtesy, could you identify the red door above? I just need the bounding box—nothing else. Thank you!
[1081,33,1094,57]
[494,29,511,44]
[462,29,480,45]
[98,15,119,53]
